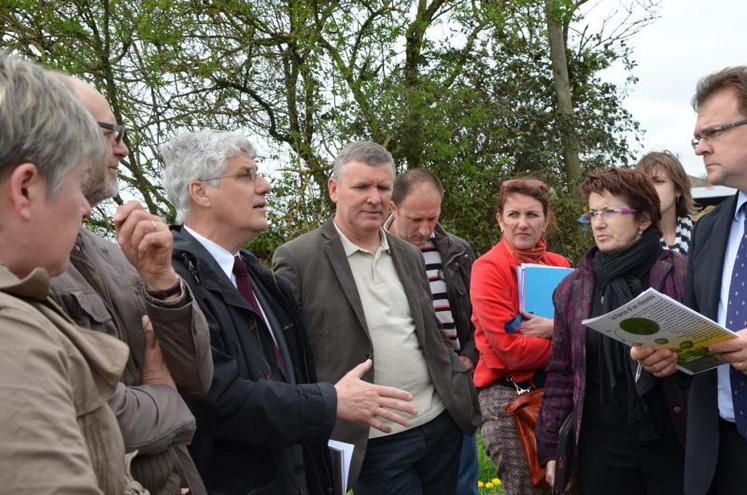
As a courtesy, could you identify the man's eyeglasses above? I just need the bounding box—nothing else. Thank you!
[691,118,747,149]
[200,167,260,183]
[97,122,126,144]
[579,207,638,224]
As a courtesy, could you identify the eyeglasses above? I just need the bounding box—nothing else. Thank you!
[200,167,261,183]
[97,122,126,144]
[579,207,638,224]
[691,118,747,149]
[500,179,548,194]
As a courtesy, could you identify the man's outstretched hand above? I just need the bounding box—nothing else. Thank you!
[334,359,418,433]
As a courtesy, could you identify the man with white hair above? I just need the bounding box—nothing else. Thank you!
[161,130,416,495]
[50,77,212,495]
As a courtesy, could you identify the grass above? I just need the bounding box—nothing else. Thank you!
[477,432,505,495]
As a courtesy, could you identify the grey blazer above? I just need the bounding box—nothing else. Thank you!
[273,218,480,486]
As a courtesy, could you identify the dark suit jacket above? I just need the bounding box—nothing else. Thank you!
[171,226,336,495]
[273,219,480,486]
[685,193,738,495]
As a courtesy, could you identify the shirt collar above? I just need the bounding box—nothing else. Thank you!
[382,214,394,232]
[735,191,747,222]
[0,265,50,301]
[184,225,237,281]
[333,222,389,257]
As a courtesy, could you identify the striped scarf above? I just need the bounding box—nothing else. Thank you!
[661,215,693,255]
[420,237,461,352]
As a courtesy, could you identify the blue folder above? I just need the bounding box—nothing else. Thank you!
[518,264,574,319]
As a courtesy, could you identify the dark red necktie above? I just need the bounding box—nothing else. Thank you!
[232,256,285,370]
[232,256,263,315]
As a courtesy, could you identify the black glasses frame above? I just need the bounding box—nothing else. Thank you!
[691,118,747,149]
[97,122,126,144]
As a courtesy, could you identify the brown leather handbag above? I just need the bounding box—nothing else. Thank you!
[505,386,547,487]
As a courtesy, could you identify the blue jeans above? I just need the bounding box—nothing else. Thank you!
[354,410,463,495]
[457,434,479,495]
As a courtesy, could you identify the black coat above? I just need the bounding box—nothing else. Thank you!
[684,193,736,495]
[171,226,336,495]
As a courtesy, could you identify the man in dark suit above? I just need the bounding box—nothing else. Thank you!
[632,66,747,495]
[160,130,415,495]
[273,141,480,494]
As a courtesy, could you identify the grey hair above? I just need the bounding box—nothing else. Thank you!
[160,130,257,224]
[332,141,395,180]
[0,52,106,196]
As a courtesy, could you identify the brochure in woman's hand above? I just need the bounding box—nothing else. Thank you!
[581,288,737,374]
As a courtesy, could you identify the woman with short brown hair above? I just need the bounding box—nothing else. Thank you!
[537,168,687,495]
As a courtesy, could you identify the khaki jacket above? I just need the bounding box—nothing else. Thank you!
[0,266,144,494]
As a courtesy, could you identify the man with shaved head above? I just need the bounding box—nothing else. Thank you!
[50,76,212,495]
[385,168,480,495]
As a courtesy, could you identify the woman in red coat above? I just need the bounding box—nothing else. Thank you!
[471,178,570,495]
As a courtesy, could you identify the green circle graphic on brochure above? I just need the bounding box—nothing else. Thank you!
[654,338,669,345]
[680,340,694,349]
[618,317,659,336]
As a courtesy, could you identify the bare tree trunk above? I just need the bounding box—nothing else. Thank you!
[545,0,580,187]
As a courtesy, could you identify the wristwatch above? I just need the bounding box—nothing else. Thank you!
[145,277,183,300]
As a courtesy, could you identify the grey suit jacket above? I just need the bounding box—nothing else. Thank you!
[273,218,480,486]
[684,193,737,495]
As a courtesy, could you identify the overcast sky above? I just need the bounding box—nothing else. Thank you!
[597,0,746,177]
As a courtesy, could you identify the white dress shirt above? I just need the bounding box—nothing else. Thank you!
[184,225,278,345]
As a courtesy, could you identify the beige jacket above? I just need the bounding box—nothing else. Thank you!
[0,266,145,494]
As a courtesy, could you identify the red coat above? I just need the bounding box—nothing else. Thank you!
[471,239,570,387]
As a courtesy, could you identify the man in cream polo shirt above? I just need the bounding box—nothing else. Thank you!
[334,221,446,438]
[274,141,479,494]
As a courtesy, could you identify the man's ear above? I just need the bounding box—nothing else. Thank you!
[328,177,339,204]
[8,163,44,220]
[188,180,212,208]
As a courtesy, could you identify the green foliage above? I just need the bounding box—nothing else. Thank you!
[0,0,657,259]
[547,189,594,263]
